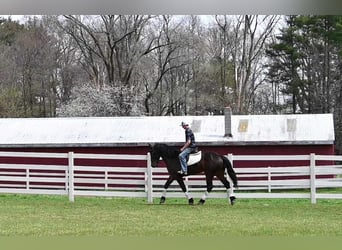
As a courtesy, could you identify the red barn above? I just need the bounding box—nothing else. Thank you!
[0,112,335,169]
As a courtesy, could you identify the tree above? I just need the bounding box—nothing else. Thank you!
[205,15,279,114]
[60,15,156,88]
[0,16,59,117]
[0,17,24,46]
[266,15,342,114]
[233,15,280,114]
[57,83,142,116]
[265,15,301,114]
[0,17,25,117]
[204,16,235,114]
[40,15,85,108]
[59,15,170,116]
[140,15,196,116]
[13,17,58,117]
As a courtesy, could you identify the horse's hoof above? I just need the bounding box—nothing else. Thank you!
[198,199,205,205]
[160,196,166,204]
[188,198,194,205]
[229,196,236,205]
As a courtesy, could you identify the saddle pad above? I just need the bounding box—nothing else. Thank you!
[187,151,202,166]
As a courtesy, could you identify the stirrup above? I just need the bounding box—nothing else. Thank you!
[177,170,187,175]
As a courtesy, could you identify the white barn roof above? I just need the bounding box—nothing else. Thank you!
[0,114,334,147]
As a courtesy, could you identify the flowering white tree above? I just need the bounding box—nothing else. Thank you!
[57,83,143,117]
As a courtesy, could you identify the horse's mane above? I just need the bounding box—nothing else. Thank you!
[155,143,180,158]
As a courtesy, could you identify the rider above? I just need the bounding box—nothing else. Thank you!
[178,121,197,176]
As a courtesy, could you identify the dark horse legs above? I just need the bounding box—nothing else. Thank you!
[198,172,236,205]
[217,174,236,205]
[176,177,194,205]
[160,175,194,205]
[160,176,174,204]
[198,174,213,205]
[161,173,235,205]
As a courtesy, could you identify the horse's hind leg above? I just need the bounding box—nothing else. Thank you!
[176,177,194,205]
[217,173,236,205]
[160,176,174,204]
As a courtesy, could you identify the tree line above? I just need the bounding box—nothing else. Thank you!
[1,15,342,152]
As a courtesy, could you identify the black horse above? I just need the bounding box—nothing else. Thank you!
[149,143,238,205]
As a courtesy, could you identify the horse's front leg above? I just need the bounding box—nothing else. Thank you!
[176,177,194,205]
[199,175,213,205]
[160,175,174,204]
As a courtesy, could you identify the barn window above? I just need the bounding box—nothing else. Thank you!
[191,120,202,133]
[287,118,297,132]
[238,119,249,132]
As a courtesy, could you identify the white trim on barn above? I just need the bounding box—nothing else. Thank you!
[0,113,334,148]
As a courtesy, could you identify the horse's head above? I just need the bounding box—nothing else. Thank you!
[149,143,162,168]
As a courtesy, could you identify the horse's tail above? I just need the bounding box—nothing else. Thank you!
[222,156,238,187]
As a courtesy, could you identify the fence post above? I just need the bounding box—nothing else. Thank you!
[146,152,153,203]
[68,152,75,202]
[310,153,316,204]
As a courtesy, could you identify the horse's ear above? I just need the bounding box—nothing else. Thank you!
[148,143,154,149]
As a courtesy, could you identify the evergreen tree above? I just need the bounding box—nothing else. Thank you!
[0,17,24,46]
[266,15,342,114]
[266,15,301,113]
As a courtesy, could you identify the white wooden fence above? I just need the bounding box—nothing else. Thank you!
[0,151,342,204]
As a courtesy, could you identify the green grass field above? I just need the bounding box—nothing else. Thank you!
[1,194,342,237]
[2,194,342,250]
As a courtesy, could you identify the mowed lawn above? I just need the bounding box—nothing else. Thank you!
[1,194,342,236]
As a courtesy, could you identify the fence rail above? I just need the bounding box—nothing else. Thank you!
[0,151,342,204]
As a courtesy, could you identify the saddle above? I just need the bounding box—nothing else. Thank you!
[187,151,202,166]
